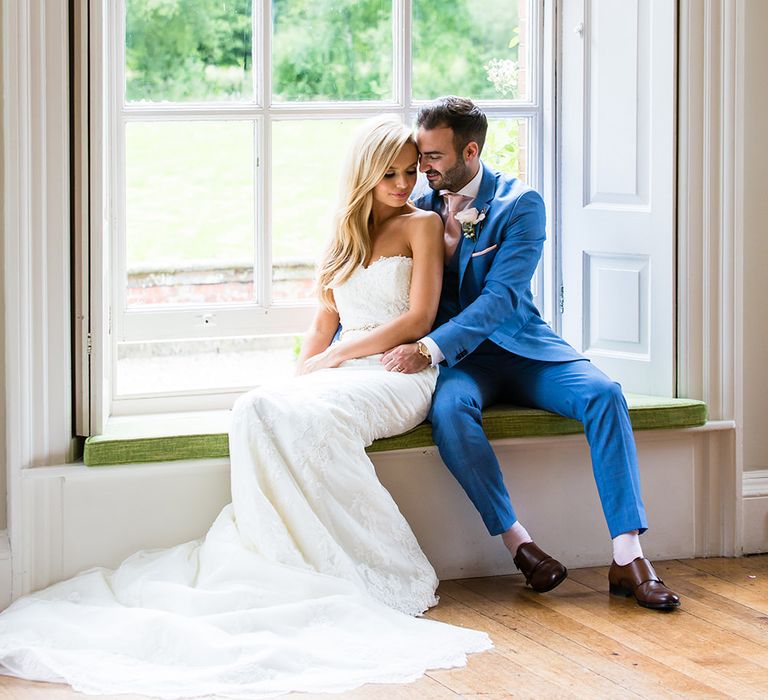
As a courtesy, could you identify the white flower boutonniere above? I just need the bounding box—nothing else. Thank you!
[454,207,487,241]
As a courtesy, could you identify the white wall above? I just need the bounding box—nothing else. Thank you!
[742,0,768,473]
[0,2,7,531]
[19,428,733,594]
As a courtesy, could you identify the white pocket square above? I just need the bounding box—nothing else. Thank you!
[471,244,498,258]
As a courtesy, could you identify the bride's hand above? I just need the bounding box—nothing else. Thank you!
[296,346,343,375]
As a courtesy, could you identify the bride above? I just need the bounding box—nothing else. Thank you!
[0,116,491,699]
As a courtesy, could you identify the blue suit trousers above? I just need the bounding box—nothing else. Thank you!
[427,341,648,539]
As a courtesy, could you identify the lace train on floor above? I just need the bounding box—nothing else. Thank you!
[0,256,492,698]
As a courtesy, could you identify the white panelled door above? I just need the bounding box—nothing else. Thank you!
[560,0,675,395]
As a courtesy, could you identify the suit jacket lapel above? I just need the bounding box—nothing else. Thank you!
[427,188,442,214]
[458,163,497,287]
[414,187,442,214]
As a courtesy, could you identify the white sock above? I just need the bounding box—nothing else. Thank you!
[501,521,533,555]
[612,531,644,566]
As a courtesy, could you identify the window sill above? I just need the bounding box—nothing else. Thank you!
[83,394,708,467]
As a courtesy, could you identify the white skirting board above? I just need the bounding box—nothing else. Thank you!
[7,425,739,603]
[743,469,768,554]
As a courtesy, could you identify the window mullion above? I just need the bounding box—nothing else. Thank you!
[394,0,412,114]
[261,0,271,109]
[122,105,270,120]
[464,102,541,115]
[258,0,272,309]
[256,117,270,308]
[114,0,128,350]
[541,0,558,330]
[527,1,547,324]
[253,0,263,108]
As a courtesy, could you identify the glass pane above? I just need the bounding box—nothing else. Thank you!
[125,0,253,102]
[483,119,529,184]
[126,121,255,306]
[116,335,298,396]
[271,119,364,301]
[272,0,392,102]
[412,0,530,101]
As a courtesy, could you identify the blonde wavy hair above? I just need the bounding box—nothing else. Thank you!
[316,115,415,309]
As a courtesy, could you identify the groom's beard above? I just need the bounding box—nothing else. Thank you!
[426,159,473,192]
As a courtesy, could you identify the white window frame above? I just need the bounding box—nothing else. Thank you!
[84,0,553,425]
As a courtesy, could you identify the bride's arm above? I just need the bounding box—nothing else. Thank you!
[295,302,340,375]
[322,212,443,365]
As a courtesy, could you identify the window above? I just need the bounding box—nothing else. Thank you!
[99,0,546,415]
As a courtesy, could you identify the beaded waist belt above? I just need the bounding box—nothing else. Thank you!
[339,323,381,339]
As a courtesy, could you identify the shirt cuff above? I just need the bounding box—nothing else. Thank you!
[419,336,444,367]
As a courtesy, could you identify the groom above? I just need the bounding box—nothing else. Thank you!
[382,96,679,610]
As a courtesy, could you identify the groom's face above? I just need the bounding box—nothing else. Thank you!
[416,125,474,192]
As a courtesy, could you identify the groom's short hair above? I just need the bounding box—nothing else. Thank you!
[417,96,488,156]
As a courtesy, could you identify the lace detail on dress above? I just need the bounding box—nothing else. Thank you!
[229,256,438,614]
[332,255,413,347]
[0,255,492,699]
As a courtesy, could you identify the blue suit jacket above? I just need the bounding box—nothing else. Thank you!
[414,163,584,367]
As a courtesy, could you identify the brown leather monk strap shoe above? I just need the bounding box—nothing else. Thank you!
[608,557,681,610]
[513,542,568,593]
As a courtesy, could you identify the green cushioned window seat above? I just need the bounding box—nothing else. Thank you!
[83,394,707,467]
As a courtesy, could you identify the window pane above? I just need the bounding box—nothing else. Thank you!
[126,121,255,306]
[272,0,392,102]
[412,0,529,101]
[271,119,364,301]
[116,335,297,396]
[483,119,529,184]
[125,0,253,102]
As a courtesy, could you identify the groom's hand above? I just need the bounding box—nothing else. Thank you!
[381,344,430,374]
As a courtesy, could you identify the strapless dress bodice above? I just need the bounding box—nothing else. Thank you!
[332,255,413,341]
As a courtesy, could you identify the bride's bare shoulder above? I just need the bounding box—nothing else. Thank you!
[404,207,442,232]
[403,208,442,257]
[406,206,440,221]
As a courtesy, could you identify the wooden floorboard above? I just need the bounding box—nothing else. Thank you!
[564,566,768,696]
[445,578,701,698]
[0,556,766,699]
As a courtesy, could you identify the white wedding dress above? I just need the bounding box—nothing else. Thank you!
[0,255,491,699]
